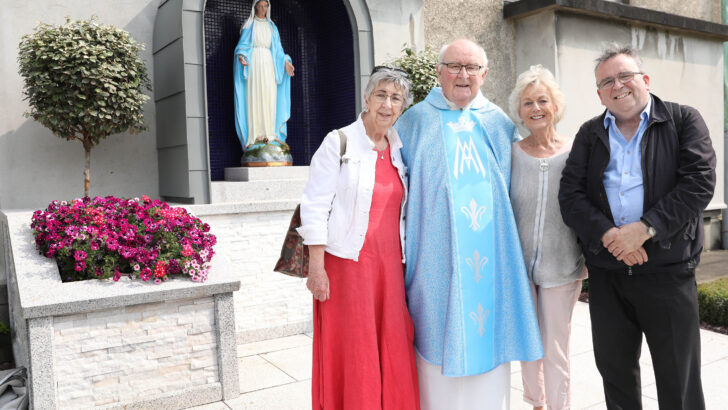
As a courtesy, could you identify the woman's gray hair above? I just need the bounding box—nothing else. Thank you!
[594,43,643,76]
[436,40,488,72]
[363,68,414,110]
[508,64,566,126]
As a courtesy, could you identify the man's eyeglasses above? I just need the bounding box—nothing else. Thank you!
[371,65,410,79]
[440,62,484,76]
[371,91,404,106]
[597,71,643,89]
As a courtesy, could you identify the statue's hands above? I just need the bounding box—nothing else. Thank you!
[285,61,295,77]
[238,55,248,66]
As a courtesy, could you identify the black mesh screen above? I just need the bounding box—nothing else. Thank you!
[204,0,356,180]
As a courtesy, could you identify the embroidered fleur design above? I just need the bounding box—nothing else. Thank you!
[466,249,488,283]
[461,198,487,231]
[469,303,490,337]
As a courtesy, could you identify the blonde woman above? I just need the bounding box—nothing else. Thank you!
[509,65,585,410]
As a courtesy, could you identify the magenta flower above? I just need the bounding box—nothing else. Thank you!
[31,196,216,285]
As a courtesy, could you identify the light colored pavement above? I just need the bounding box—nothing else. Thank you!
[188,301,728,409]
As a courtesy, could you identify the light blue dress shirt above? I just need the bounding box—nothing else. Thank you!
[602,97,652,226]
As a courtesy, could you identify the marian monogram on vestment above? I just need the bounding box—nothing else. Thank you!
[447,116,487,180]
[442,109,496,351]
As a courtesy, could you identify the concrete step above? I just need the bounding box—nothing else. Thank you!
[224,166,309,182]
[210,180,306,203]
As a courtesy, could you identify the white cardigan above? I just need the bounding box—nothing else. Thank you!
[297,115,407,262]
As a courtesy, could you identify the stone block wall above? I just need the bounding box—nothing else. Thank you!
[199,208,312,343]
[52,297,218,408]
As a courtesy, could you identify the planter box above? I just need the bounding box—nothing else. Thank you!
[0,210,241,409]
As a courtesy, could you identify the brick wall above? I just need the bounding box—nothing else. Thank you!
[202,211,313,342]
[53,297,218,408]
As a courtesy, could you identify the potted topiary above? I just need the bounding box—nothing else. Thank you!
[17,16,151,197]
[390,45,439,107]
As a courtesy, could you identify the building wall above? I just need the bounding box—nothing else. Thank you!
[53,296,218,408]
[196,209,313,342]
[367,0,426,64]
[422,0,515,110]
[631,0,721,23]
[422,0,723,114]
[0,0,160,210]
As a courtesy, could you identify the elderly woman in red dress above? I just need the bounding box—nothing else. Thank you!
[297,66,419,409]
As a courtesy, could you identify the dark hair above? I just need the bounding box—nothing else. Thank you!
[594,43,643,75]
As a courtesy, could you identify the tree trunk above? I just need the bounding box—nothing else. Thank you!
[84,146,91,198]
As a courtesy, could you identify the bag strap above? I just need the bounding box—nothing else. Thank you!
[337,129,348,164]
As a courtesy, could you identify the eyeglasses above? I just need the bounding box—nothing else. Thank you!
[597,71,643,89]
[370,91,404,106]
[440,62,484,76]
[371,65,410,79]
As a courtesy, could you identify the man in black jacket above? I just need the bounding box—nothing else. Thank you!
[559,44,715,410]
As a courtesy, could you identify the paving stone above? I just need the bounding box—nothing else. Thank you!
[238,355,295,393]
[260,346,311,381]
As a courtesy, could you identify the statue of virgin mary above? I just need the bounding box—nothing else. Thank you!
[233,0,295,165]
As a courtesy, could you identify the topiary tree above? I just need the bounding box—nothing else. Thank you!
[390,45,439,106]
[18,17,151,197]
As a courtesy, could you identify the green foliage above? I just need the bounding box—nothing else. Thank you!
[17,17,151,195]
[0,322,9,335]
[698,278,728,327]
[391,45,439,106]
[18,17,151,144]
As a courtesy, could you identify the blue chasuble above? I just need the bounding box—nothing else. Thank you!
[395,88,543,377]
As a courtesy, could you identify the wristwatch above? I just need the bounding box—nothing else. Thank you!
[641,218,657,238]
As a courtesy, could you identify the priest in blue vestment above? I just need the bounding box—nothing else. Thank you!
[394,39,543,410]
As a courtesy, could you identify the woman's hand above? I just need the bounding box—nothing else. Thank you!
[238,55,248,66]
[285,61,295,77]
[306,245,329,301]
[307,267,330,302]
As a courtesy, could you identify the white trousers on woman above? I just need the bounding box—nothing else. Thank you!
[521,280,582,410]
[417,353,510,410]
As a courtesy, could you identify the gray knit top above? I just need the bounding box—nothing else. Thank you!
[510,142,585,288]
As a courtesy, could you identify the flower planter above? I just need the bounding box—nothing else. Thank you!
[1,210,240,409]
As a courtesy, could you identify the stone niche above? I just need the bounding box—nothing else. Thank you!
[1,211,240,409]
[505,0,728,248]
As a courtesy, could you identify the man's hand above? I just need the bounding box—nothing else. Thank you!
[601,227,619,248]
[603,221,651,259]
[619,246,648,266]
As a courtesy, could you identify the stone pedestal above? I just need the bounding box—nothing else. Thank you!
[211,166,309,204]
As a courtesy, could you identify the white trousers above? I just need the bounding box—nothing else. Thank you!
[520,280,582,410]
[417,353,510,410]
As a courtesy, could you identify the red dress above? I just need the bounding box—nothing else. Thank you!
[312,146,420,409]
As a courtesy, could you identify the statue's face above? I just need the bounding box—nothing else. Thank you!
[255,1,269,18]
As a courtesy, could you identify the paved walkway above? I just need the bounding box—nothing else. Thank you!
[188,300,728,409]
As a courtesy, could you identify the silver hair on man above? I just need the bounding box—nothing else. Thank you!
[436,39,488,71]
[364,68,414,110]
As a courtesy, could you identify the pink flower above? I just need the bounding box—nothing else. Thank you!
[74,261,86,271]
[73,250,87,261]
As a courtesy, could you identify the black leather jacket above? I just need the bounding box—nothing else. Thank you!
[559,94,716,274]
